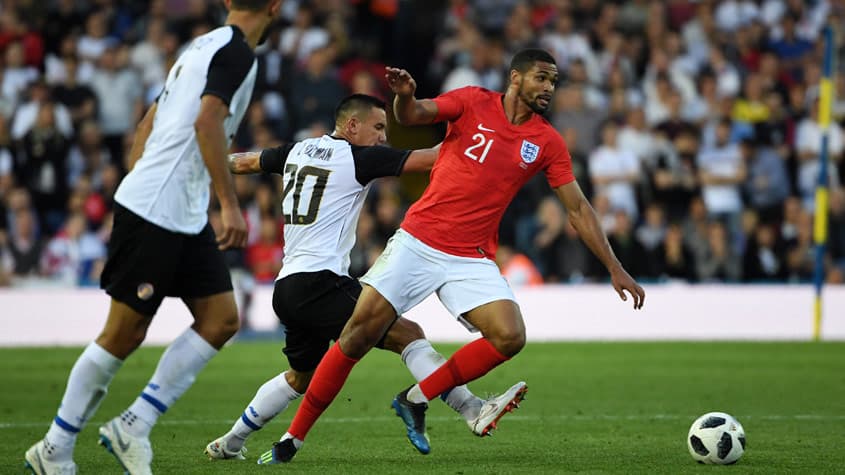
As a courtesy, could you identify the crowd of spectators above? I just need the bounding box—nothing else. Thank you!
[0,0,844,292]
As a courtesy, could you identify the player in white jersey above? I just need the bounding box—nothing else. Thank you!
[203,95,524,462]
[24,2,282,474]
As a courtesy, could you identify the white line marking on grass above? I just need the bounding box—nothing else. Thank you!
[2,414,844,429]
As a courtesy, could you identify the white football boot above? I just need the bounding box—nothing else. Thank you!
[24,440,77,475]
[469,381,528,436]
[205,437,247,460]
[98,417,153,475]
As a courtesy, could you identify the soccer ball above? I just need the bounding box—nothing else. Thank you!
[687,412,746,464]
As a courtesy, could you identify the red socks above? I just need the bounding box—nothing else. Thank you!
[288,339,509,438]
[419,338,509,400]
[287,342,358,441]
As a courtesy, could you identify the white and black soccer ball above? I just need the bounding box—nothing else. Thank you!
[687,412,746,464]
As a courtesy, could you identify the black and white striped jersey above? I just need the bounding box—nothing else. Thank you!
[260,135,410,278]
[115,25,258,233]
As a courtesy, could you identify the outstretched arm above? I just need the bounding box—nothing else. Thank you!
[554,180,645,309]
[386,67,439,125]
[228,151,262,174]
[401,143,441,173]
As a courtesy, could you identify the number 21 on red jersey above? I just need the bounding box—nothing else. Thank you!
[464,123,495,163]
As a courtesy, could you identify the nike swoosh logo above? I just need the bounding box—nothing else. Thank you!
[113,421,132,452]
[477,124,495,132]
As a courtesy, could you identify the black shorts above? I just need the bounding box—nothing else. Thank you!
[273,270,362,372]
[100,203,233,316]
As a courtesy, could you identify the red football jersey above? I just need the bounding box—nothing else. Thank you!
[401,86,575,259]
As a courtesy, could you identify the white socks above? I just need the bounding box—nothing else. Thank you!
[406,384,428,404]
[122,328,217,438]
[224,372,302,451]
[45,343,122,460]
[400,339,482,421]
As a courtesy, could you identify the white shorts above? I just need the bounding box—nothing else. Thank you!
[360,229,516,332]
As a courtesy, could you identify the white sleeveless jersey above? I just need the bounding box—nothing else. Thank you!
[259,135,409,278]
[115,25,257,233]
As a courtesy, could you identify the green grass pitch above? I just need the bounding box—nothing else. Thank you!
[3,341,844,474]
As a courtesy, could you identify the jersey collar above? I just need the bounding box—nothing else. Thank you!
[229,24,246,41]
[329,135,350,144]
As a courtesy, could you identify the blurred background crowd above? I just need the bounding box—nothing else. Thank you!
[0,0,844,293]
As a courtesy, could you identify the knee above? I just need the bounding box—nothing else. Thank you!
[337,311,387,359]
[487,327,525,358]
[337,289,398,359]
[338,315,378,358]
[381,318,425,354]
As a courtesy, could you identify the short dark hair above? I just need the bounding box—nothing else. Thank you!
[335,94,386,123]
[231,0,274,11]
[510,49,556,74]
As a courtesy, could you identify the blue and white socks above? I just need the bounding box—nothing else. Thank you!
[45,343,123,460]
[221,372,301,451]
[121,328,217,438]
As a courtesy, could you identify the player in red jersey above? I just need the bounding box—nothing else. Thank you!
[257,49,645,464]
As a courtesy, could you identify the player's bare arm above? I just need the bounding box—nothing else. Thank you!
[125,102,157,171]
[554,180,645,309]
[385,67,439,125]
[228,151,262,174]
[195,94,248,250]
[401,143,441,173]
